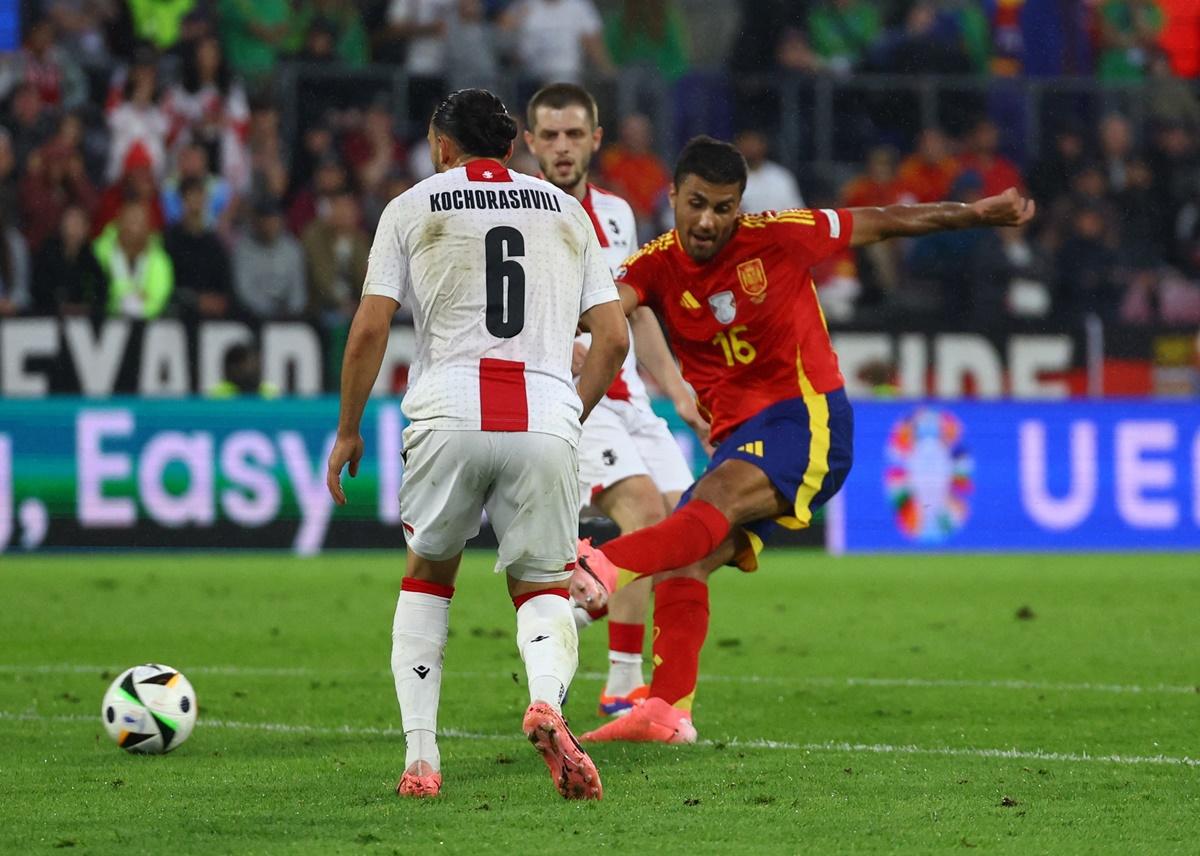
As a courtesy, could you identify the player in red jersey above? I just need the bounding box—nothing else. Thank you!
[582,136,1035,743]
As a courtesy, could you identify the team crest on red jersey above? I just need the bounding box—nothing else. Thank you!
[737,258,768,303]
[708,290,737,324]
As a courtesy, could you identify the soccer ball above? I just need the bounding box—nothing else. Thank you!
[101,664,197,754]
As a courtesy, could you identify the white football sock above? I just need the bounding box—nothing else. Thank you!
[515,591,578,713]
[605,651,645,697]
[391,589,451,772]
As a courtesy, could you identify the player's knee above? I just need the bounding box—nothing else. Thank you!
[602,476,669,531]
[654,564,711,584]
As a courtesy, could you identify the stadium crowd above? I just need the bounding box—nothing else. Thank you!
[0,0,1198,333]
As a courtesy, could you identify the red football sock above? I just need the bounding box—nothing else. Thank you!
[608,621,644,656]
[649,577,709,711]
[600,501,730,578]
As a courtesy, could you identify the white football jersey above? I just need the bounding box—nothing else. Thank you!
[363,159,619,444]
[578,184,649,409]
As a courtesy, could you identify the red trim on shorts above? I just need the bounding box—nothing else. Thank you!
[605,369,631,401]
[512,588,569,610]
[590,483,607,502]
[581,187,610,247]
[564,561,577,571]
[401,577,455,599]
[401,521,414,534]
[479,358,528,431]
[465,159,512,182]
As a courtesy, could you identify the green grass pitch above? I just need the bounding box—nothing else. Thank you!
[1,550,1198,854]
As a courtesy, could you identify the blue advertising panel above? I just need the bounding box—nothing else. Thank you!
[832,401,1200,553]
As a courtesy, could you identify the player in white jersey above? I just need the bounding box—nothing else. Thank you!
[524,84,707,717]
[326,89,628,801]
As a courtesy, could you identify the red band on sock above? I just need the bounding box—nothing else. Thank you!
[608,621,645,655]
[512,587,569,610]
[401,578,455,599]
[600,500,731,578]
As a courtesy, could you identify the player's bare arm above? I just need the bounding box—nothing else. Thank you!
[850,187,1035,247]
[628,306,711,449]
[617,282,640,316]
[576,299,629,422]
[327,295,398,505]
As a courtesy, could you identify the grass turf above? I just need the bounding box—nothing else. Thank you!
[1,550,1197,854]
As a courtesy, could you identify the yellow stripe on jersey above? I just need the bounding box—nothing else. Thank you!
[680,290,702,310]
[773,345,831,530]
[620,230,677,268]
[739,209,818,229]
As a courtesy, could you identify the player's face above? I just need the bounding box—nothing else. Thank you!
[524,105,601,193]
[670,174,742,262]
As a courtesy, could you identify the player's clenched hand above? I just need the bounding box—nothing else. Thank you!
[326,433,364,506]
[674,394,713,456]
[971,187,1036,228]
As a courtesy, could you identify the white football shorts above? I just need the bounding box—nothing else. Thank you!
[577,399,694,510]
[399,429,578,583]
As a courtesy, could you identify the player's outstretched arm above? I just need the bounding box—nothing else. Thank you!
[327,295,397,505]
[576,299,629,423]
[849,187,1035,247]
[629,306,711,449]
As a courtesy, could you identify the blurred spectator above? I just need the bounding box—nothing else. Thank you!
[966,222,1055,324]
[842,145,910,207]
[5,82,53,168]
[1147,119,1200,258]
[105,47,169,182]
[445,0,502,92]
[288,157,349,235]
[956,117,1024,197]
[897,127,959,203]
[906,170,990,318]
[598,114,670,237]
[293,0,369,67]
[126,0,197,52]
[1056,201,1122,322]
[363,166,414,231]
[868,1,972,76]
[1147,49,1200,131]
[0,129,16,219]
[291,117,339,196]
[0,16,87,110]
[31,205,104,316]
[728,0,819,75]
[93,143,167,235]
[209,343,278,397]
[19,114,98,251]
[1027,122,1088,207]
[247,98,291,202]
[808,0,881,76]
[1096,0,1165,82]
[161,142,235,231]
[604,0,690,82]
[0,206,31,317]
[162,34,251,192]
[302,188,368,327]
[43,0,118,72]
[500,0,615,84]
[1114,156,1167,266]
[735,129,804,213]
[936,0,991,73]
[341,98,408,203]
[218,0,291,81]
[233,196,306,320]
[93,200,174,319]
[382,0,454,121]
[164,176,233,320]
[1098,112,1136,192]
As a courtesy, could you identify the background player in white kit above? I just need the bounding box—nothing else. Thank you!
[325,89,628,800]
[524,84,706,717]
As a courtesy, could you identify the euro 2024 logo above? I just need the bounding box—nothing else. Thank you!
[884,408,974,543]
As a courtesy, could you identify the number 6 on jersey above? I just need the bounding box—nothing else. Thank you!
[485,226,525,338]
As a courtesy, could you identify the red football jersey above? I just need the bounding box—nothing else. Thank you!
[617,209,853,442]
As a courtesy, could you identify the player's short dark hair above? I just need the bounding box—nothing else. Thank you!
[526,82,599,130]
[674,135,748,194]
[431,88,518,159]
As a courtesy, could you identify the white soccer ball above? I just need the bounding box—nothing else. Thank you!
[101,664,197,754]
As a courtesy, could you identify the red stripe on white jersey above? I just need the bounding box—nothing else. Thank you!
[580,187,610,247]
[479,358,528,431]
[465,159,512,182]
[605,369,632,401]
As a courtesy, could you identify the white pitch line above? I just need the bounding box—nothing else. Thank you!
[3,664,1195,697]
[1,710,1196,769]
